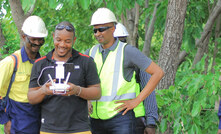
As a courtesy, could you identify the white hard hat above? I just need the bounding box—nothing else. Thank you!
[90,8,117,25]
[114,23,129,37]
[22,15,48,37]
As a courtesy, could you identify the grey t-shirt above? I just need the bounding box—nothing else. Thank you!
[85,39,152,81]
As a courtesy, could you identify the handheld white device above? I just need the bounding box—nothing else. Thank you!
[48,62,71,94]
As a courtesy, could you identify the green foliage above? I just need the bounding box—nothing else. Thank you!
[30,0,97,55]
[154,0,168,33]
[138,0,167,61]
[21,0,36,13]
[78,0,91,10]
[0,10,20,58]
[48,0,59,9]
[182,0,210,54]
[0,0,138,56]
[0,124,3,133]
[157,57,221,133]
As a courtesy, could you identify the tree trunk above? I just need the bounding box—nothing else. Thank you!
[143,0,150,53]
[9,0,26,47]
[126,2,140,47]
[177,50,188,66]
[142,1,160,57]
[9,0,35,47]
[203,32,211,74]
[193,0,221,66]
[157,0,188,90]
[211,14,220,73]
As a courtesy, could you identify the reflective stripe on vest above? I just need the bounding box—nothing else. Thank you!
[89,41,144,119]
[90,42,137,101]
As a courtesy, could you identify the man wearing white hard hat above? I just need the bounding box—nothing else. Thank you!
[0,15,48,134]
[86,7,164,134]
[113,23,129,43]
[114,23,158,134]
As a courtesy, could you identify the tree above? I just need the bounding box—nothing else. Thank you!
[157,0,188,90]
[142,0,161,57]
[9,0,35,47]
[193,0,221,66]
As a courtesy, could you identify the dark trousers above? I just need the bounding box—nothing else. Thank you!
[90,110,136,134]
[8,99,40,134]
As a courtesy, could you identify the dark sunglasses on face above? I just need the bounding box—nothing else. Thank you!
[93,26,112,33]
[55,25,75,32]
[26,36,45,47]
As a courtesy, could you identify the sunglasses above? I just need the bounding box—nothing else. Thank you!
[93,26,112,33]
[56,25,75,32]
[26,36,45,47]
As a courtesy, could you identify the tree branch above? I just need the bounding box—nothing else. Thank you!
[103,0,107,7]
[26,0,36,17]
[142,0,160,57]
[195,0,221,48]
[208,0,211,14]
[9,0,26,47]
[178,51,188,66]
[126,8,134,45]
[132,2,140,46]
[211,14,220,73]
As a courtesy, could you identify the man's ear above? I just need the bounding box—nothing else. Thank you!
[21,34,26,41]
[110,26,116,34]
[73,37,77,44]
[72,37,77,48]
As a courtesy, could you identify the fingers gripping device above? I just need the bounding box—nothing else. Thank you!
[48,62,70,94]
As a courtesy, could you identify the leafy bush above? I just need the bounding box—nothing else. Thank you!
[0,16,20,58]
[156,57,220,134]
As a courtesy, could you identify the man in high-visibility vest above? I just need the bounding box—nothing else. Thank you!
[114,22,158,134]
[85,7,164,134]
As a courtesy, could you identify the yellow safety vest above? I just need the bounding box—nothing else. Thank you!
[0,50,33,102]
[89,41,145,119]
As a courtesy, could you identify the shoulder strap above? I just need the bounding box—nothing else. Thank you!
[5,54,18,99]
